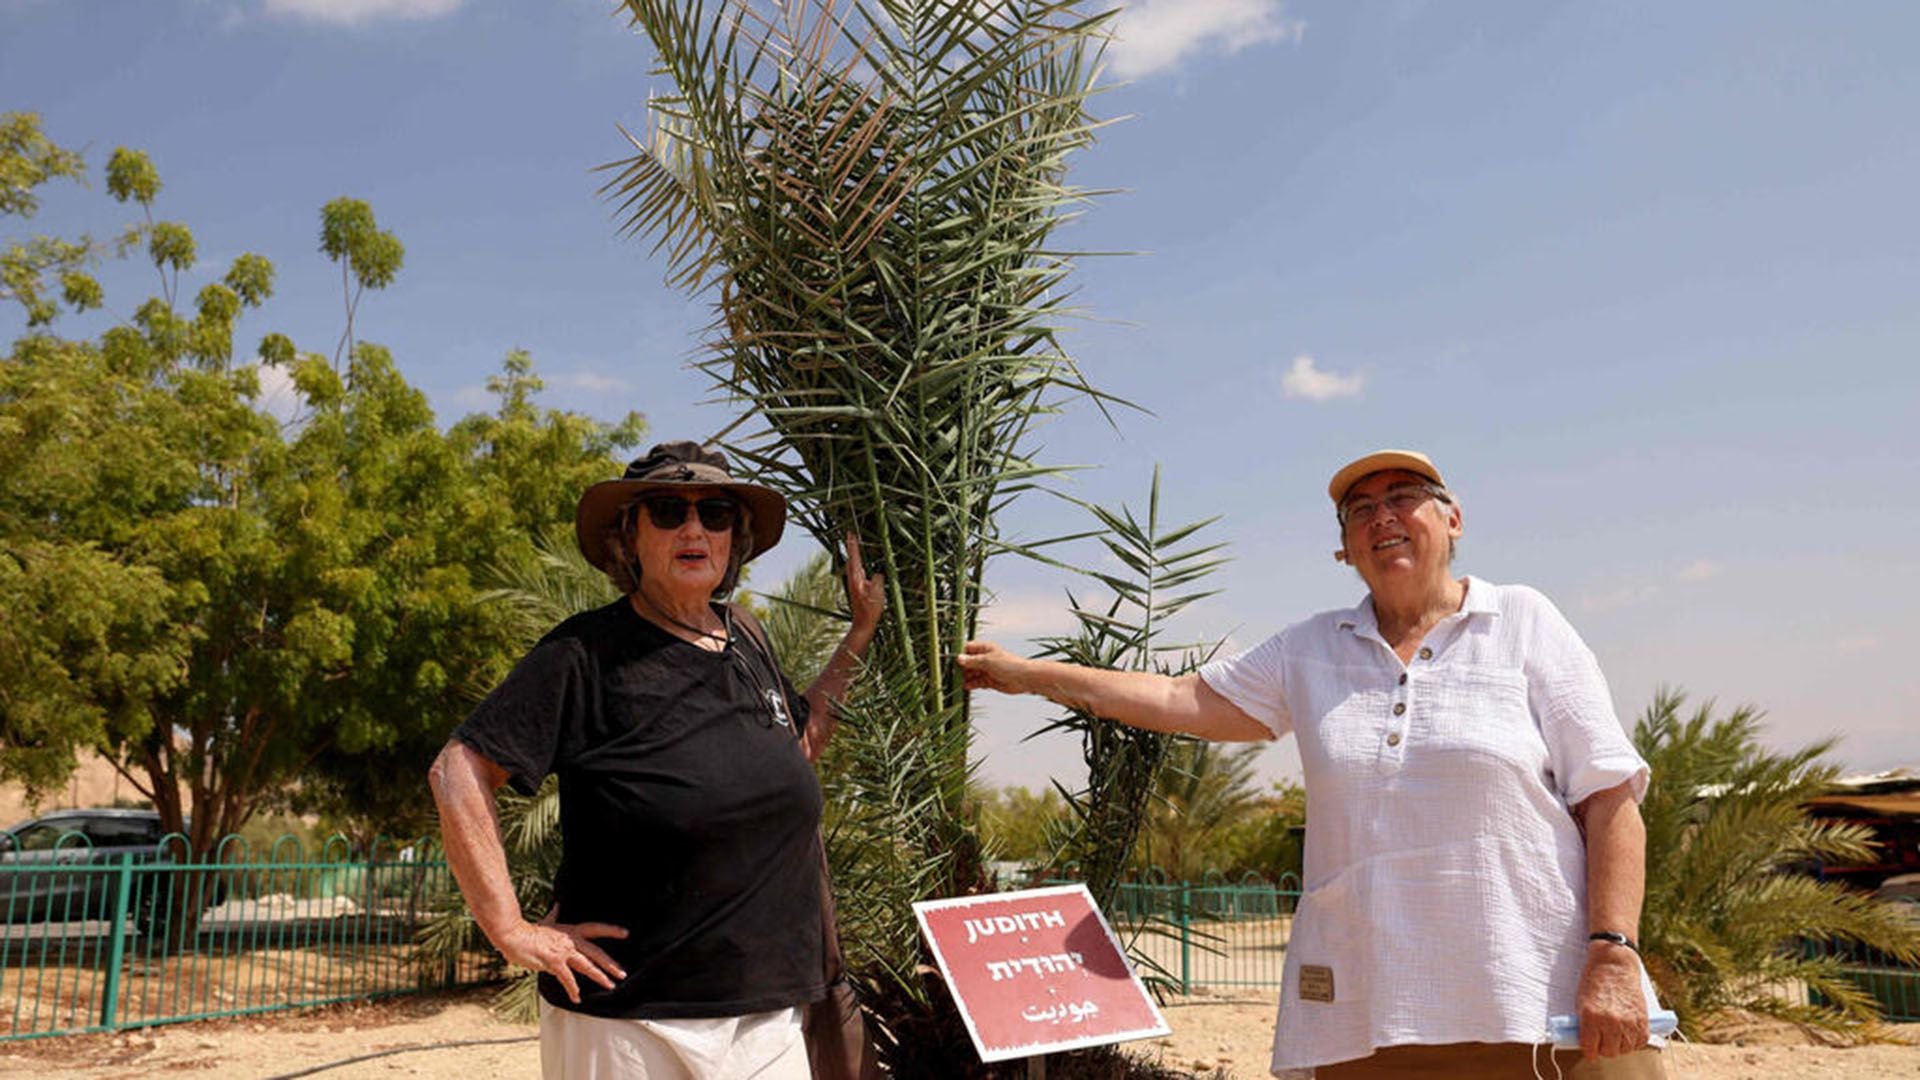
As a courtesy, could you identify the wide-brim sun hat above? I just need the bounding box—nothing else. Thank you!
[1327,449,1447,506]
[575,441,786,573]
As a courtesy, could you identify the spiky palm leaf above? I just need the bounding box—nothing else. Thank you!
[1635,689,1920,1037]
[1016,469,1232,998]
[752,550,844,684]
[1030,468,1231,902]
[479,522,620,647]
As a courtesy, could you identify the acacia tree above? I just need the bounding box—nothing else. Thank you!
[0,122,642,884]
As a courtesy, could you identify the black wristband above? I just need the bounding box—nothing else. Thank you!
[1588,930,1638,952]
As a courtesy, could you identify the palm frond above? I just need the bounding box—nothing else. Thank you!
[1634,689,1920,1037]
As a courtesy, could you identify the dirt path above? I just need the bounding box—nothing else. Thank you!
[1,987,1914,1079]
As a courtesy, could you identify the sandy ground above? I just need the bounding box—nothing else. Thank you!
[0,986,1915,1079]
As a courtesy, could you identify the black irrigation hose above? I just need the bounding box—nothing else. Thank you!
[256,1033,538,1079]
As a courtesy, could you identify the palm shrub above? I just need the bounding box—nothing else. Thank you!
[604,0,1122,1054]
[1635,689,1920,1037]
[1029,470,1230,903]
[1011,469,1229,999]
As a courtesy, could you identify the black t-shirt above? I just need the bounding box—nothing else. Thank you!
[453,598,827,1019]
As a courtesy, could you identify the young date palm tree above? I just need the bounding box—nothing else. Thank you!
[1634,689,1920,1037]
[603,0,1123,1046]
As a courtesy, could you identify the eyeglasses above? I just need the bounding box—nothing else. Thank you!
[1338,484,1448,528]
[637,495,740,532]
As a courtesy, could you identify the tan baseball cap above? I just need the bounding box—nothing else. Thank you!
[1327,449,1446,505]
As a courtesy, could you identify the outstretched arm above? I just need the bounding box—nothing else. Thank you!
[955,641,1272,743]
[427,740,629,1003]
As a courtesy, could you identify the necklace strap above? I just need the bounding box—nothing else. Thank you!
[632,591,728,646]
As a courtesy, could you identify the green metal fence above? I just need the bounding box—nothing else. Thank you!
[1807,938,1920,1022]
[1067,871,1302,994]
[0,831,493,1041]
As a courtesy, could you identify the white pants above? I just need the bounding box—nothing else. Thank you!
[539,1000,810,1080]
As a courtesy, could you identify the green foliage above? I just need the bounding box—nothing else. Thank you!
[1635,689,1920,1037]
[1,112,86,217]
[1,124,643,878]
[1032,468,1231,905]
[449,348,646,541]
[318,197,404,289]
[105,147,161,206]
[1134,739,1263,882]
[318,197,406,367]
[976,784,1069,864]
[753,551,844,687]
[1212,781,1306,884]
[2,114,96,327]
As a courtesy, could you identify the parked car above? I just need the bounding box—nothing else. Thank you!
[0,808,188,932]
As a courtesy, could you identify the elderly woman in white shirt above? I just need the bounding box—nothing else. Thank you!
[956,449,1665,1079]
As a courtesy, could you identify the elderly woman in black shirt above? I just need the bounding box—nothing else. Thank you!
[428,441,883,1079]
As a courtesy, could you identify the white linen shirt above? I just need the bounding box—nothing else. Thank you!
[1196,577,1654,1076]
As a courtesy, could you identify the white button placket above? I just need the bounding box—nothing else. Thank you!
[1389,644,1437,754]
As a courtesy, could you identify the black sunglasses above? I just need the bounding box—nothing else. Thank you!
[636,495,740,533]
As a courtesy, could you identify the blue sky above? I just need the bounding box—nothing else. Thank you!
[5,1,1917,794]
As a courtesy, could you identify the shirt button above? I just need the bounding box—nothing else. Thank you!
[1386,731,1402,747]
[1392,702,1406,716]
[1418,647,1433,660]
[1398,673,1408,685]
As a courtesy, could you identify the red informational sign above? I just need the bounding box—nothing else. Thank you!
[914,884,1171,1063]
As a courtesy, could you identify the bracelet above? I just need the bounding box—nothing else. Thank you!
[1588,930,1638,952]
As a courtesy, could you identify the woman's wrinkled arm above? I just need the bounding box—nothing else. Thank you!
[799,533,885,763]
[1574,780,1651,1059]
[954,641,1273,743]
[427,740,628,1003]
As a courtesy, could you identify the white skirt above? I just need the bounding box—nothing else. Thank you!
[538,1000,810,1080]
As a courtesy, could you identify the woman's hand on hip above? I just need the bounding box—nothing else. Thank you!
[494,917,629,1004]
[1577,942,1649,1059]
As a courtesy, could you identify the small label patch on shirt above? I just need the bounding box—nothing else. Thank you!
[1298,964,1335,1002]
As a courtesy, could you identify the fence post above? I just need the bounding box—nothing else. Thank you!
[97,853,135,1031]
[1178,881,1192,995]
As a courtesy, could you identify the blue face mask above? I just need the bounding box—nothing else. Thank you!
[1544,1007,1677,1048]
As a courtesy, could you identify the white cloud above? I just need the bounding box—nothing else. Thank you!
[1676,559,1723,583]
[247,360,307,429]
[549,370,632,395]
[1576,583,1662,614]
[450,384,493,411]
[259,0,465,26]
[1108,0,1305,79]
[1577,560,1728,613]
[976,591,1077,641]
[1277,355,1364,402]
